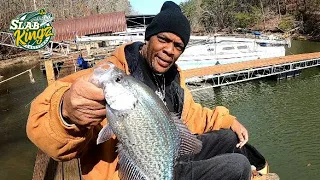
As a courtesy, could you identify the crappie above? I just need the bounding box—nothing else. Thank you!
[90,63,202,180]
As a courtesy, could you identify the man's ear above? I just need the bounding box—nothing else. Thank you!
[140,41,148,57]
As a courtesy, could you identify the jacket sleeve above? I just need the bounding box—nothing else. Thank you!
[26,55,127,161]
[26,69,96,161]
[179,72,236,135]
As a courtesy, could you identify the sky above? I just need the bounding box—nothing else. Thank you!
[130,0,187,15]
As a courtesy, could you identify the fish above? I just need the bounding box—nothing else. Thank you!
[90,62,202,180]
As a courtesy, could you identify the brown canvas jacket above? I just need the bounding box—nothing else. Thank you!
[26,43,236,180]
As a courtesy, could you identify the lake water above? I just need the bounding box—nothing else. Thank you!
[191,67,320,180]
[0,40,320,179]
[0,63,47,179]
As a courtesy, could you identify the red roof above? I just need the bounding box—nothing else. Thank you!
[52,12,126,41]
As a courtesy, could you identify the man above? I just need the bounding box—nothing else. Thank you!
[27,1,267,179]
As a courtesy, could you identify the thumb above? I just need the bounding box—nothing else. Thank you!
[74,76,105,101]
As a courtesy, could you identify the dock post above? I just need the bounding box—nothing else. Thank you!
[44,59,55,85]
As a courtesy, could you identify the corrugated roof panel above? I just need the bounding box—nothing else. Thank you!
[52,12,126,41]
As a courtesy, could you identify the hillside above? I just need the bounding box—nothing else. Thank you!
[180,0,320,41]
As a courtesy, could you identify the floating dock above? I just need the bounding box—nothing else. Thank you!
[182,52,320,91]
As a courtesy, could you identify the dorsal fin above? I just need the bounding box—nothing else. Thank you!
[170,113,202,156]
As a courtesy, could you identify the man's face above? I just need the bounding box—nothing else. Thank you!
[144,32,185,74]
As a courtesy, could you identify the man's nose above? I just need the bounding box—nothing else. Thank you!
[163,42,174,56]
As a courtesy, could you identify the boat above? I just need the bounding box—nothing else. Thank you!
[176,35,289,70]
[75,28,290,71]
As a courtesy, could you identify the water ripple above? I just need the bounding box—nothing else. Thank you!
[190,68,320,180]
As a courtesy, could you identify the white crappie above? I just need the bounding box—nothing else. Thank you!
[90,63,202,180]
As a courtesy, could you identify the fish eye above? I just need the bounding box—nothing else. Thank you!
[115,75,123,83]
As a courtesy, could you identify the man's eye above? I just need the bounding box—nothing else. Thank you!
[176,46,183,51]
[158,36,167,42]
[174,43,184,51]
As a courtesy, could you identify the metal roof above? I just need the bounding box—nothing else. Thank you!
[126,15,155,28]
[52,12,126,41]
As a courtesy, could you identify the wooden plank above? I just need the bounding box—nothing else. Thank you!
[44,59,55,85]
[31,154,81,180]
[54,160,82,180]
[32,151,59,180]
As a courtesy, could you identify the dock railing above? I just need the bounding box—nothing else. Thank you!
[183,52,320,92]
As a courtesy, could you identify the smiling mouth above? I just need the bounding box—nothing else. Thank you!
[156,56,171,68]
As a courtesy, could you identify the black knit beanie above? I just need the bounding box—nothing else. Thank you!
[145,1,191,47]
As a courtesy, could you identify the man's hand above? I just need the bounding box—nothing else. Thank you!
[230,119,249,148]
[62,75,106,128]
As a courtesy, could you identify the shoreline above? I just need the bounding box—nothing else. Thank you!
[0,54,40,71]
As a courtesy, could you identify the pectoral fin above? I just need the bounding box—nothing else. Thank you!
[97,125,114,145]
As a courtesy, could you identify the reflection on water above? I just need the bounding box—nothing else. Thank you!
[286,40,320,55]
[191,67,320,180]
[0,64,47,180]
[0,40,320,179]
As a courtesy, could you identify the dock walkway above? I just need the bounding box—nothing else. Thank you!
[182,52,320,91]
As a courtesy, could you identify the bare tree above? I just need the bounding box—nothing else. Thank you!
[0,0,133,31]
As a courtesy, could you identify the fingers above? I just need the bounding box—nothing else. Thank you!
[231,119,249,148]
[80,83,105,101]
[236,127,249,148]
[235,131,244,148]
[72,111,106,127]
[73,78,105,101]
[70,98,105,110]
[66,98,106,126]
[61,76,106,128]
[76,107,106,117]
[243,128,249,142]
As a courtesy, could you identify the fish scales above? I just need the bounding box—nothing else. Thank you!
[121,81,178,179]
[92,63,202,180]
